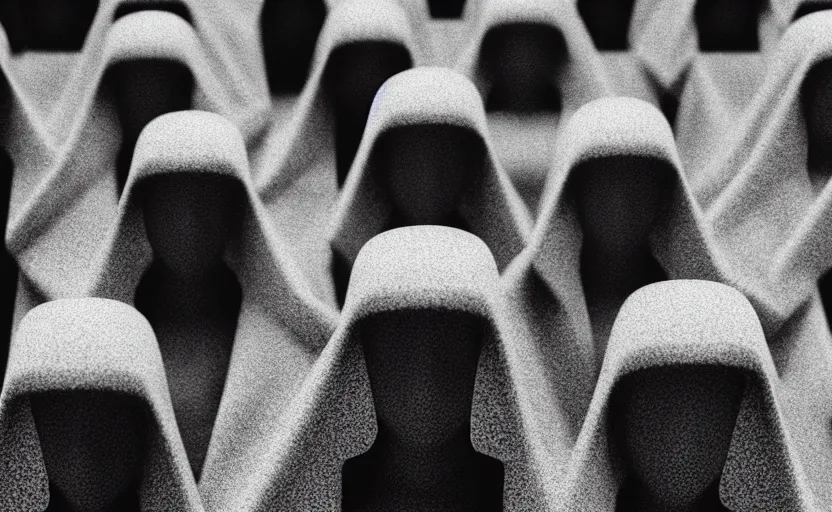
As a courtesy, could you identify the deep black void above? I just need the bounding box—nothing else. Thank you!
[802,59,832,192]
[695,0,761,51]
[31,390,148,512]
[793,1,832,21]
[0,149,15,379]
[134,173,243,479]
[261,0,327,95]
[480,23,566,113]
[610,365,744,512]
[572,156,671,357]
[113,1,192,24]
[106,59,193,194]
[0,0,99,53]
[659,92,679,131]
[342,309,504,512]
[818,269,832,332]
[325,41,412,187]
[578,0,636,50]
[428,0,467,19]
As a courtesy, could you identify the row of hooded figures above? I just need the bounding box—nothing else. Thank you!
[0,0,831,510]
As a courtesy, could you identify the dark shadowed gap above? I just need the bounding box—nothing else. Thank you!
[106,59,193,194]
[659,92,679,130]
[610,365,744,511]
[428,0,466,18]
[113,1,192,23]
[793,1,832,21]
[695,0,761,51]
[0,0,98,53]
[31,390,148,512]
[0,149,15,380]
[480,23,566,113]
[818,269,832,332]
[324,41,412,187]
[134,173,243,480]
[578,0,636,50]
[261,0,327,95]
[802,59,832,192]
[342,309,504,511]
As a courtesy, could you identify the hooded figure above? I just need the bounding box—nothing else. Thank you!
[0,298,203,511]
[220,226,560,511]
[556,280,815,511]
[5,11,254,324]
[82,111,336,492]
[704,12,832,330]
[0,0,269,134]
[254,0,426,305]
[456,0,611,211]
[330,67,531,305]
[504,97,730,371]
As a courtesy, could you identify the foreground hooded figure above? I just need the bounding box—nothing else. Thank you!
[82,111,336,492]
[557,280,815,511]
[456,0,611,211]
[504,97,731,376]
[0,298,203,511]
[5,11,259,327]
[329,67,531,305]
[225,226,559,510]
[254,0,425,305]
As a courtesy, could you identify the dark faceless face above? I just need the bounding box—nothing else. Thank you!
[140,173,242,278]
[360,309,484,448]
[481,23,566,112]
[379,125,484,226]
[30,391,147,512]
[108,59,194,143]
[695,0,760,51]
[572,156,669,255]
[610,365,745,510]
[326,41,413,185]
[260,0,326,94]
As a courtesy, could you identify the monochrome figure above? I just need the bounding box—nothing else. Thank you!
[0,298,202,511]
[559,280,812,511]
[330,67,530,305]
[85,111,337,490]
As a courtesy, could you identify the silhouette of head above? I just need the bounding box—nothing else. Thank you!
[377,124,483,226]
[325,41,412,185]
[107,59,193,191]
[360,309,484,447]
[610,365,745,510]
[139,173,243,278]
[695,0,760,51]
[578,0,636,50]
[572,156,669,255]
[261,0,326,94]
[481,23,566,112]
[802,60,832,183]
[30,390,147,511]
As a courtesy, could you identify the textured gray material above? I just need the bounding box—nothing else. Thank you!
[330,67,531,273]
[4,10,268,325]
[705,12,832,329]
[557,280,815,511]
[232,226,548,510]
[629,0,789,91]
[254,0,427,305]
[78,111,337,509]
[0,298,202,511]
